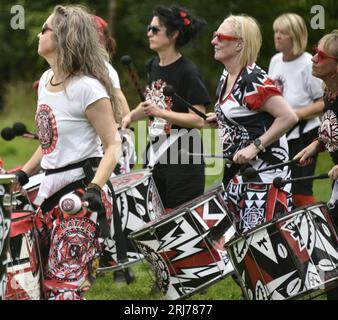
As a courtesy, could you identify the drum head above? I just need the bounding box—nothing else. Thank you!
[109,169,152,194]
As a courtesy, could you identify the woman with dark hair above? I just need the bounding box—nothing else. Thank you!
[122,5,210,211]
[12,5,122,299]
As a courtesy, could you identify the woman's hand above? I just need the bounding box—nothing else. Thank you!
[121,113,132,129]
[328,165,338,180]
[141,100,164,118]
[205,112,218,128]
[233,144,259,164]
[293,140,321,166]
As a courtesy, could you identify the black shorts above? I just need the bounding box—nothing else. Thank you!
[288,127,318,195]
[151,163,205,209]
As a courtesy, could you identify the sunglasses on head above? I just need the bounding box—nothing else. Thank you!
[312,45,338,62]
[146,25,162,35]
[213,32,240,42]
[41,22,53,35]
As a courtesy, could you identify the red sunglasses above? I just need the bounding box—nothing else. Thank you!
[213,32,240,42]
[312,45,338,62]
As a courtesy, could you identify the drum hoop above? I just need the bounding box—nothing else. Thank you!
[110,169,152,193]
[130,184,226,239]
[0,174,16,184]
[225,201,329,248]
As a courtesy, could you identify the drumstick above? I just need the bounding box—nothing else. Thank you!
[163,85,207,120]
[187,152,233,164]
[273,173,329,189]
[242,159,299,179]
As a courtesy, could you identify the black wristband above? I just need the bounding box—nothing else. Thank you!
[87,182,102,193]
[15,170,29,186]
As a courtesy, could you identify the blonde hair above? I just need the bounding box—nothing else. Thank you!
[273,13,308,56]
[224,14,262,68]
[321,29,338,58]
[51,5,122,122]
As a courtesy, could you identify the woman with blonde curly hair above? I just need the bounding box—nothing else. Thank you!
[13,5,122,299]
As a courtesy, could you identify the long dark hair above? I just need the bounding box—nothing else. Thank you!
[153,4,206,49]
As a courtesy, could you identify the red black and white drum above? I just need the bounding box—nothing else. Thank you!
[129,184,236,300]
[4,210,42,300]
[0,174,14,300]
[98,169,165,272]
[225,202,338,300]
[15,172,44,210]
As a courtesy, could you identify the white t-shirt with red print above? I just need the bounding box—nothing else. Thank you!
[268,52,323,140]
[35,69,109,201]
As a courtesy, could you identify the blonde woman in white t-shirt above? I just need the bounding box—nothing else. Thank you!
[12,5,122,300]
[268,13,324,208]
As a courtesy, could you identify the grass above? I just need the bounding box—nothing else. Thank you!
[0,81,334,300]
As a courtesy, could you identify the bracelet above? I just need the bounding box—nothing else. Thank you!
[87,182,103,192]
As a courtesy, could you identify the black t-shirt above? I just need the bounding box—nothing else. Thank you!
[319,94,338,164]
[143,56,210,165]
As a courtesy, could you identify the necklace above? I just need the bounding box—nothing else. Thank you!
[49,75,63,86]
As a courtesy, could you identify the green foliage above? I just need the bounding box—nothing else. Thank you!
[0,0,336,107]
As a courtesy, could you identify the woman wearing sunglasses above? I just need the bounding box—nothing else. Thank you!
[13,5,122,299]
[294,30,338,299]
[206,14,298,233]
[268,13,324,209]
[121,5,210,212]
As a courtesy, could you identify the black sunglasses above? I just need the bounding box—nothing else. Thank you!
[146,25,162,35]
[41,22,53,35]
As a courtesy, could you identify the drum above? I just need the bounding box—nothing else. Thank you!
[0,174,15,300]
[15,172,44,210]
[225,202,338,300]
[129,184,236,300]
[98,169,165,272]
[4,211,42,300]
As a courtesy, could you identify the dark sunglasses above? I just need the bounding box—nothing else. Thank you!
[213,32,240,42]
[41,22,53,35]
[146,25,162,35]
[312,45,338,62]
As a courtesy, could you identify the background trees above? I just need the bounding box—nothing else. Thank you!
[0,0,336,110]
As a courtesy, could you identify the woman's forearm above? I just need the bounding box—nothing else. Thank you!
[22,146,43,176]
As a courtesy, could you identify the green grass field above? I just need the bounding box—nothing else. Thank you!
[0,81,334,300]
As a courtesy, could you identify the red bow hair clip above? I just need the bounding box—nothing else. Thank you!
[179,11,190,26]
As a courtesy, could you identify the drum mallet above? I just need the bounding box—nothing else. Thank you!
[121,55,153,121]
[241,159,299,179]
[163,85,207,120]
[273,173,329,189]
[121,55,146,102]
[1,127,16,141]
[187,152,233,165]
[12,122,39,140]
[59,193,88,215]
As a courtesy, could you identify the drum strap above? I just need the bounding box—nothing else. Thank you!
[44,157,102,176]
